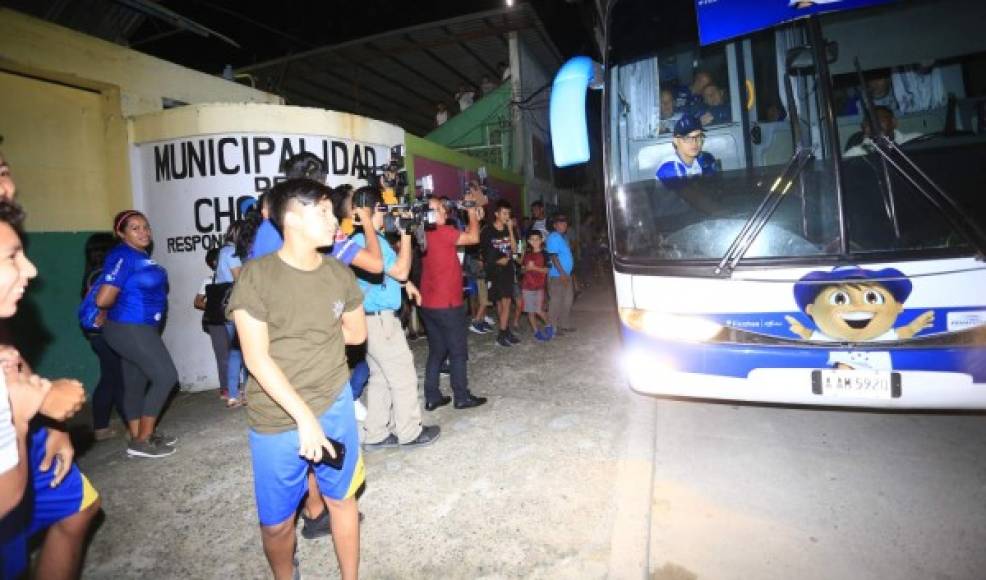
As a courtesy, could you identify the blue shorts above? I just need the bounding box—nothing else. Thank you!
[0,428,99,578]
[249,386,364,527]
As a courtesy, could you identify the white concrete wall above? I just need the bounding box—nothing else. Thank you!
[130,103,404,391]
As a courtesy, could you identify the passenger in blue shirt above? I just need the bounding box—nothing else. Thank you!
[672,71,713,116]
[350,187,438,450]
[697,83,731,127]
[656,115,718,190]
[654,116,729,218]
[96,210,178,459]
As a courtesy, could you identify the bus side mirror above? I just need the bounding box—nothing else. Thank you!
[550,56,602,168]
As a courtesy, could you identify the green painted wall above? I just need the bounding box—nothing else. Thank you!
[405,133,526,212]
[406,134,524,188]
[426,84,513,160]
[8,232,98,392]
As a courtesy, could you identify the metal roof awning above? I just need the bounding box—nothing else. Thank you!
[237,5,561,136]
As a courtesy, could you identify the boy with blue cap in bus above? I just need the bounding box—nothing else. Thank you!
[656,115,718,189]
[786,265,934,370]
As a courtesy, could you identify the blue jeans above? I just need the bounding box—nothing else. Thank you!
[226,322,243,400]
[419,305,470,403]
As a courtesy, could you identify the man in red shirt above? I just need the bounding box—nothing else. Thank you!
[419,191,488,410]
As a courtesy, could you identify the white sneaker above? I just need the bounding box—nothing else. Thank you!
[354,400,368,422]
[484,315,496,326]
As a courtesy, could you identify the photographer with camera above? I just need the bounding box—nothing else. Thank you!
[419,190,489,411]
[349,187,440,449]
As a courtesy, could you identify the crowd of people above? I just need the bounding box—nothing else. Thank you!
[0,144,592,578]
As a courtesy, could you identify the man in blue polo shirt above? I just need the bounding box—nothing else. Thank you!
[350,187,439,450]
[545,213,575,336]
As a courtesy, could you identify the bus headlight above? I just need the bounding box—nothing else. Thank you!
[621,349,676,384]
[619,308,723,342]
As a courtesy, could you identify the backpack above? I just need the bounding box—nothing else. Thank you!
[202,282,233,326]
[77,282,103,332]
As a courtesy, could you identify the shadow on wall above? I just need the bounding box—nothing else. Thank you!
[6,232,99,391]
[6,284,54,367]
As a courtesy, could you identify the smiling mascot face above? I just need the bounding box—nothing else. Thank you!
[806,282,905,341]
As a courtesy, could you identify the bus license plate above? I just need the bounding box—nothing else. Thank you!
[811,369,901,399]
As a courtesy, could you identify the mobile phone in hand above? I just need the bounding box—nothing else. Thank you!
[321,437,346,470]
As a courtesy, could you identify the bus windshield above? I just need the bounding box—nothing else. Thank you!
[605,0,986,269]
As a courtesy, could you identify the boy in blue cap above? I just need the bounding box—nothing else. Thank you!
[656,115,718,189]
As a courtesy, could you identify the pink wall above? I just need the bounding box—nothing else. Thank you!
[413,157,523,215]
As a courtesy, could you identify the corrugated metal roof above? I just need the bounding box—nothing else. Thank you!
[4,0,146,44]
[237,5,561,136]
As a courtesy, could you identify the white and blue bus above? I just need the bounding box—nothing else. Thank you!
[551,0,986,407]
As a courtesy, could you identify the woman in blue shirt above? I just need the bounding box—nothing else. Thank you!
[97,210,178,459]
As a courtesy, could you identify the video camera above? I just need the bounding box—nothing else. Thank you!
[370,174,483,251]
[467,166,500,203]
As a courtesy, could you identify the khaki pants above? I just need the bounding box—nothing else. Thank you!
[364,311,423,444]
[547,276,574,329]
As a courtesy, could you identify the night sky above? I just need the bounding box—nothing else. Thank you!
[124,0,594,77]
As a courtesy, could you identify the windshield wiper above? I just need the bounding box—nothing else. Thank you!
[715,57,815,276]
[714,147,814,276]
[854,60,986,257]
[866,136,986,256]
[854,58,901,239]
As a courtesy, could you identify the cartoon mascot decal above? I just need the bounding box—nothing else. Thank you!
[786,266,934,370]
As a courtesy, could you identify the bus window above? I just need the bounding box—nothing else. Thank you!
[618,44,732,141]
[816,0,986,255]
[749,29,795,167]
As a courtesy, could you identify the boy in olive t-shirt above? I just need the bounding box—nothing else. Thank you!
[228,178,367,580]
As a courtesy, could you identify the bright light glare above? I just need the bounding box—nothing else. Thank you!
[619,308,723,342]
[621,350,676,385]
[506,0,514,6]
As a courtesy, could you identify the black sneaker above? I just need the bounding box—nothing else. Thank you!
[150,431,178,446]
[300,509,331,539]
[401,425,441,448]
[300,510,365,540]
[127,439,176,458]
[506,330,521,345]
[364,434,399,451]
[496,333,513,347]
